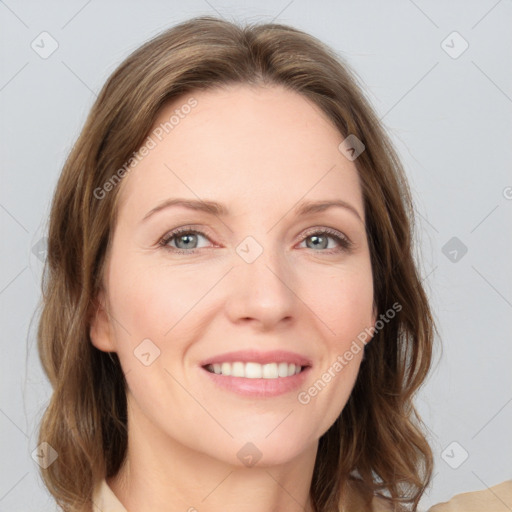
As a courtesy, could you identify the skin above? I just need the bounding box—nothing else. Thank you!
[90,84,376,512]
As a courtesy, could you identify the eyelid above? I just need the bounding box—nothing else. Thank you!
[298,226,351,244]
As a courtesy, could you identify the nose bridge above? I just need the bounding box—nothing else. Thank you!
[226,234,297,327]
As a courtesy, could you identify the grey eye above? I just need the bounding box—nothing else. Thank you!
[175,233,199,250]
[305,234,329,250]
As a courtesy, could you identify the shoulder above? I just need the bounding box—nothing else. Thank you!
[343,479,512,512]
[427,480,512,512]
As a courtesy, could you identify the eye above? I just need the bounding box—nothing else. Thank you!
[298,228,352,254]
[159,227,213,253]
[158,226,352,255]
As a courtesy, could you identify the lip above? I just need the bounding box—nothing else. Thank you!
[198,350,313,398]
[200,365,311,397]
[199,349,313,367]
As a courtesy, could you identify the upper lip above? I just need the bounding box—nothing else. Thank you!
[199,350,312,368]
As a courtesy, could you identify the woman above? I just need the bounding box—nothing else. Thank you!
[36,16,511,512]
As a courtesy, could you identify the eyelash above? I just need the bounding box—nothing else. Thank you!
[158,226,353,255]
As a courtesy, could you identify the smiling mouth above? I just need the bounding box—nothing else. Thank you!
[203,361,308,379]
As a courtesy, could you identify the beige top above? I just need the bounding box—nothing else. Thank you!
[92,478,512,512]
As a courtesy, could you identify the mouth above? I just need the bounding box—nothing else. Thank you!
[203,361,307,378]
[199,350,312,397]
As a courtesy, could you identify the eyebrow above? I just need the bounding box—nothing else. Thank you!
[141,198,363,223]
[294,199,362,222]
[142,198,227,222]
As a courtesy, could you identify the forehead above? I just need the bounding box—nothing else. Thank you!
[116,84,363,220]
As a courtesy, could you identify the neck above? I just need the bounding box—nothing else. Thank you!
[108,395,319,512]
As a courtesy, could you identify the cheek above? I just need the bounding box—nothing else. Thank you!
[108,257,212,342]
[305,263,374,345]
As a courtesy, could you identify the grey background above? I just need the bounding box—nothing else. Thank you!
[1,1,511,510]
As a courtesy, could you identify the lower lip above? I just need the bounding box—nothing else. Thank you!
[200,366,311,397]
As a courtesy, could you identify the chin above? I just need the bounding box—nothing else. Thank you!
[234,434,312,468]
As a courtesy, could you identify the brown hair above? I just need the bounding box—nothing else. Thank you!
[37,16,435,512]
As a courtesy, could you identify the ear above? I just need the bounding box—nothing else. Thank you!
[89,289,116,352]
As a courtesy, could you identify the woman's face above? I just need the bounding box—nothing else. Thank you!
[91,84,375,467]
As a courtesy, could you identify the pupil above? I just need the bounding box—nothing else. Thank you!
[307,235,327,250]
[177,233,197,249]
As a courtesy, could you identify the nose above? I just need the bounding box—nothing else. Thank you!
[224,247,297,330]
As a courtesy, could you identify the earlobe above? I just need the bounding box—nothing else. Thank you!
[89,290,116,352]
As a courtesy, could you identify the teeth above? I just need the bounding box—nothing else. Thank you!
[278,362,288,377]
[245,362,262,378]
[206,362,303,378]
